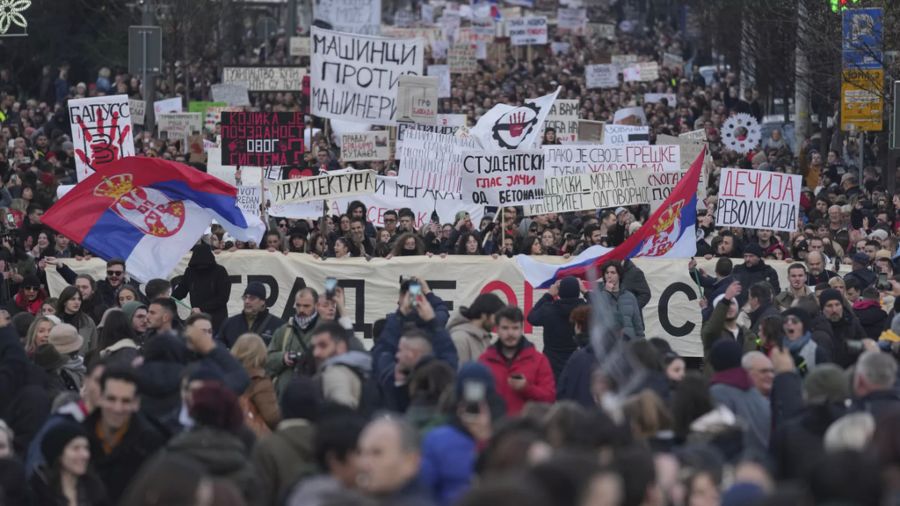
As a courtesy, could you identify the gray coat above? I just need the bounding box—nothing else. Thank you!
[596,289,644,340]
[710,380,771,456]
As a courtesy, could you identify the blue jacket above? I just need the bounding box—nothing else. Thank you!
[419,423,476,506]
[556,345,597,408]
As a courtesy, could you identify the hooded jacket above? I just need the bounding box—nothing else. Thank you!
[447,311,492,367]
[732,259,781,306]
[251,419,317,506]
[852,299,889,339]
[479,339,556,415]
[319,350,373,409]
[172,244,231,332]
[526,293,586,380]
[165,426,259,504]
[138,334,189,428]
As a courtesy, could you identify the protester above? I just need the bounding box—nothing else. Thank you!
[527,276,586,380]
[218,282,284,349]
[231,332,281,436]
[172,243,231,333]
[447,292,505,366]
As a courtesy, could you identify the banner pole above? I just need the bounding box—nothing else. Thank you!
[260,167,268,230]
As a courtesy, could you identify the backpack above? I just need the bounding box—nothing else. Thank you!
[314,364,383,418]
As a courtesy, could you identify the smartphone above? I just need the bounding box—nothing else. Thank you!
[510,373,524,380]
[324,277,337,299]
[408,281,422,307]
[463,380,486,415]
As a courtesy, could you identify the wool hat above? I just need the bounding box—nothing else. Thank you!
[803,364,849,404]
[33,344,66,371]
[870,229,889,241]
[41,421,88,465]
[743,243,764,258]
[709,339,742,372]
[782,307,810,331]
[851,252,870,265]
[21,274,40,290]
[558,276,581,299]
[47,323,83,355]
[819,288,844,310]
[243,282,267,300]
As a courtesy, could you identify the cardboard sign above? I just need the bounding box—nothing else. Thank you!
[449,43,478,74]
[680,129,708,142]
[236,186,263,217]
[647,171,684,213]
[289,37,310,57]
[272,170,377,204]
[525,167,651,215]
[557,8,586,33]
[129,99,146,126]
[585,64,618,89]
[588,23,615,40]
[397,129,480,193]
[544,99,579,143]
[341,132,392,161]
[157,112,203,136]
[508,17,548,45]
[461,150,545,206]
[222,67,306,92]
[577,120,604,142]
[220,112,305,166]
[644,93,676,105]
[396,75,438,125]
[310,27,424,126]
[314,0,382,35]
[542,145,680,176]
[427,65,451,98]
[153,97,182,114]
[715,168,801,232]
[211,83,251,107]
[67,95,136,181]
[603,124,650,145]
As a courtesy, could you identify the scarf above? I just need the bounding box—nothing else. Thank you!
[852,299,881,311]
[63,355,87,376]
[784,331,812,353]
[295,312,318,330]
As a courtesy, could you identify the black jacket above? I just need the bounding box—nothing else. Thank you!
[526,293,586,380]
[828,313,868,367]
[732,260,781,306]
[851,389,900,420]
[172,244,231,333]
[852,303,889,339]
[138,334,189,432]
[621,260,651,309]
[557,345,597,408]
[217,309,285,349]
[845,268,877,289]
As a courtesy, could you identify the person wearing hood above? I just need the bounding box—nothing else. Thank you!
[731,243,780,307]
[820,288,867,368]
[707,339,770,456]
[701,282,757,375]
[526,276,586,380]
[47,323,86,390]
[845,252,877,289]
[780,308,830,375]
[121,300,149,341]
[852,287,889,339]
[310,321,376,412]
[448,293,506,366]
[172,243,231,333]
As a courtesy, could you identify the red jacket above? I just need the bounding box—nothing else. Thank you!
[479,341,556,415]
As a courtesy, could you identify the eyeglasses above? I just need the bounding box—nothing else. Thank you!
[107,270,124,277]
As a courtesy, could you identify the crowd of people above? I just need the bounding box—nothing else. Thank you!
[2,1,900,506]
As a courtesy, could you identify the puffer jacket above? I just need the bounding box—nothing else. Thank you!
[165,426,259,504]
[447,312,492,367]
[594,288,644,340]
[852,299,889,339]
[479,339,555,415]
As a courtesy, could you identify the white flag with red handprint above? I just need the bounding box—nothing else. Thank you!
[470,87,560,151]
[67,95,136,182]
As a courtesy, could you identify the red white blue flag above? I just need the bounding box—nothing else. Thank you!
[517,149,705,288]
[43,157,264,281]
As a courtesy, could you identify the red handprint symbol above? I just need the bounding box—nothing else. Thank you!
[74,108,131,168]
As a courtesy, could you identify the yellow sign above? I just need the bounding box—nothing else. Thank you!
[841,69,883,131]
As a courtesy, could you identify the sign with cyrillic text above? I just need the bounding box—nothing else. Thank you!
[220,112,305,166]
[157,112,202,136]
[313,0,382,35]
[289,37,310,57]
[542,145,680,176]
[341,132,392,161]
[715,168,801,232]
[603,124,649,145]
[508,17,548,46]
[525,168,650,215]
[68,95,136,182]
[129,99,146,126]
[222,67,306,92]
[449,43,478,74]
[272,170,377,204]
[586,64,618,89]
[211,83,251,107]
[396,75,438,124]
[397,129,480,193]
[461,150,545,206]
[544,99,579,143]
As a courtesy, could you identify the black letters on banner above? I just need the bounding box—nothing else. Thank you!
[658,282,696,337]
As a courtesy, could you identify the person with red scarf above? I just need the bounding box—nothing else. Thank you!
[10,274,46,316]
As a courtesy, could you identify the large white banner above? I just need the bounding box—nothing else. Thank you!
[314,0,382,35]
[397,130,480,193]
[49,254,787,357]
[310,27,425,126]
[542,145,680,176]
[715,168,801,232]
[67,95,136,182]
[272,170,377,205]
[525,167,651,215]
[471,88,560,151]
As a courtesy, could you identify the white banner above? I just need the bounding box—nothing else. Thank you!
[542,144,680,176]
[508,16,548,45]
[153,97,182,115]
[397,129,479,193]
[471,87,560,151]
[461,150,545,206]
[236,185,263,218]
[314,0,382,35]
[157,113,203,135]
[129,99,146,126]
[603,124,649,145]
[67,95,136,182]
[544,99,579,143]
[715,168,801,232]
[585,64,619,89]
[272,170,377,205]
[644,93,676,105]
[341,132,392,161]
[525,167,650,215]
[310,27,424,126]
[222,67,306,92]
[396,75,438,124]
[211,83,251,107]
[427,65,451,98]
[557,8,586,33]
[588,23,615,40]
[624,62,659,82]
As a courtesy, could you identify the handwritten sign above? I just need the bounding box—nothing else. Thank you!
[396,75,438,125]
[449,43,478,74]
[289,37,310,57]
[603,124,650,145]
[272,170,377,204]
[211,83,251,107]
[715,168,801,232]
[542,145,680,176]
[222,67,306,92]
[586,64,618,89]
[236,186,263,217]
[397,129,480,193]
[525,168,650,215]
[341,132,392,161]
[544,99,579,143]
[508,17,548,45]
[461,150,545,206]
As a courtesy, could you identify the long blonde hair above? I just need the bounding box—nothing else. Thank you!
[231,333,267,371]
[25,316,56,355]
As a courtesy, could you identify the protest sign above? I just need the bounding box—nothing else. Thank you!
[341,132,392,161]
[680,129,708,142]
[397,129,480,193]
[542,145,680,176]
[557,8,586,33]
[647,171,684,212]
[220,112,305,166]
[211,83,251,107]
[624,62,659,82]
[603,124,649,145]
[613,106,647,125]
[272,170,377,204]
[525,167,650,215]
[421,3,434,23]
[380,26,443,49]
[437,114,467,128]
[508,17,548,45]
[313,0,381,35]
[67,95,136,182]
[129,99,145,126]
[397,122,461,143]
[157,113,203,136]
[611,54,638,68]
[331,176,484,228]
[449,43,478,74]
[577,120,604,142]
[236,186,263,217]
[551,42,571,55]
[396,75,438,125]
[471,88,560,151]
[715,168,801,232]
[188,135,206,164]
[153,97,182,114]
[310,27,425,126]
[187,101,226,117]
[204,104,229,131]
[662,52,684,68]
[588,23,615,40]
[427,65,451,98]
[461,150,545,206]
[585,64,618,89]
[544,99,579,143]
[644,93,676,105]
[622,64,641,82]
[222,67,306,92]
[289,37,310,57]
[394,9,415,27]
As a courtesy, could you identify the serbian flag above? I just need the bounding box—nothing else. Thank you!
[517,149,705,288]
[43,157,264,281]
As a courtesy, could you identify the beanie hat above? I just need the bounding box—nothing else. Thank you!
[803,364,850,404]
[819,288,843,310]
[456,362,496,399]
[48,323,83,355]
[851,252,870,265]
[558,276,581,299]
[782,307,810,332]
[709,339,742,372]
[21,274,40,290]
[41,421,87,465]
[743,243,764,258]
[243,282,267,300]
